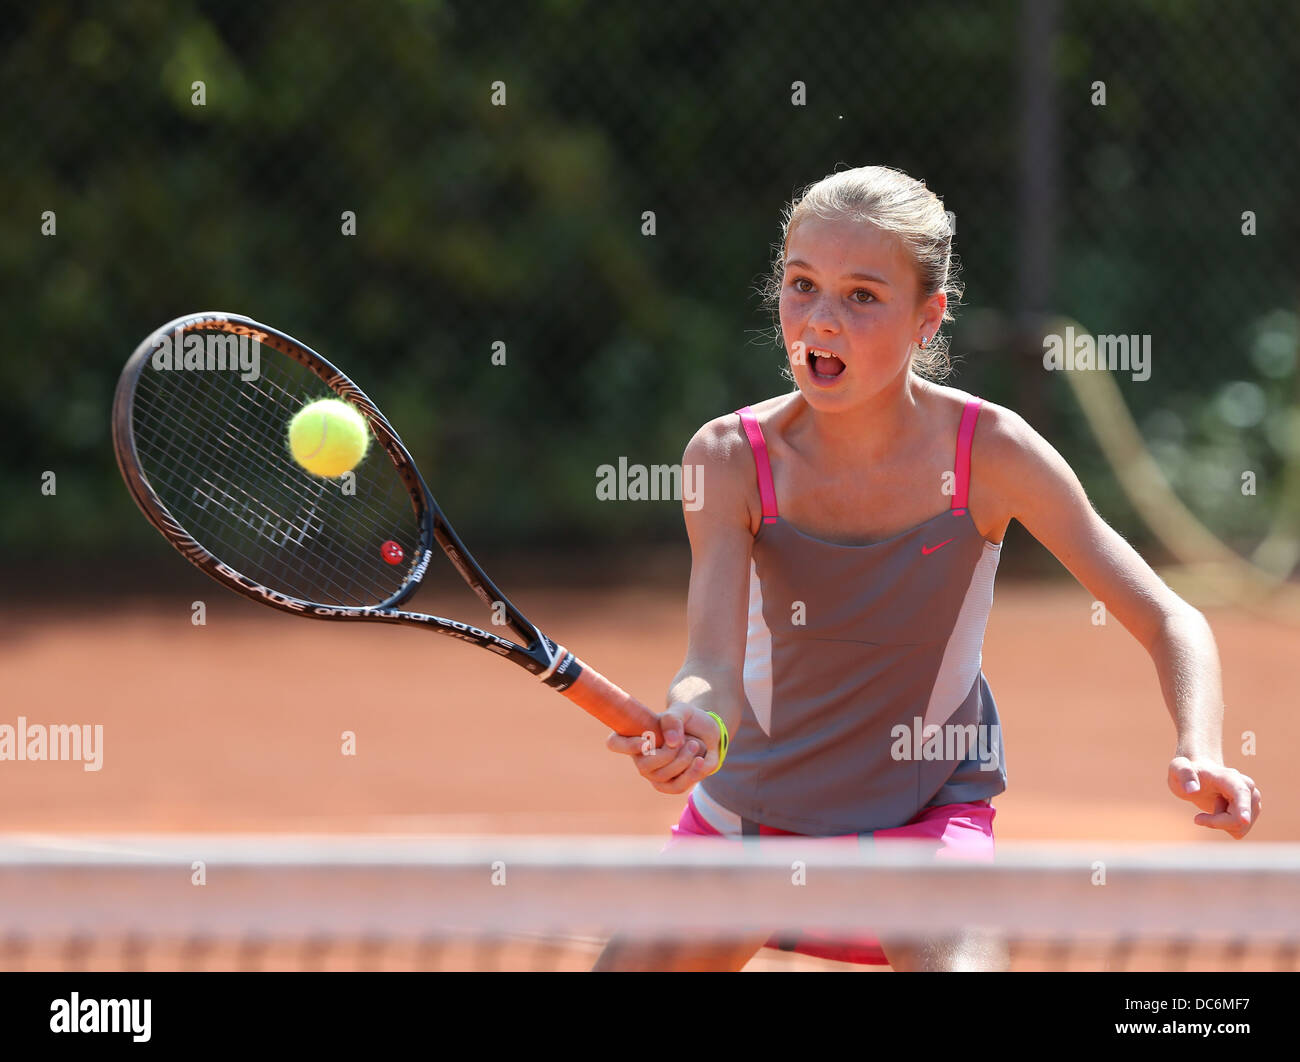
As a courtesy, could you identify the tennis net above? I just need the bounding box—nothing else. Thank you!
[1,835,1296,972]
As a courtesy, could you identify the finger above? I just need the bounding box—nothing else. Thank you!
[606,732,648,756]
[645,739,705,783]
[652,752,713,795]
[1217,776,1254,825]
[660,711,686,750]
[1193,792,1243,836]
[633,740,702,775]
[1194,809,1251,839]
[682,752,717,786]
[1168,757,1200,795]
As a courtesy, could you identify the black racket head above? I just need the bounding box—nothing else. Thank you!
[113,312,436,612]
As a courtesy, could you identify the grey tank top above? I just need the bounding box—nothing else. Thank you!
[697,398,1008,834]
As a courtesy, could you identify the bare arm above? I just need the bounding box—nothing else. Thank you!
[978,405,1260,837]
[606,415,757,794]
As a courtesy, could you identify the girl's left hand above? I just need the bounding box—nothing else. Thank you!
[1167,757,1261,839]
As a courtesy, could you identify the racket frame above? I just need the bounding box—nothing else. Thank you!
[112,311,582,690]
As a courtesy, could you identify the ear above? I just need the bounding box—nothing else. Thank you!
[917,291,947,345]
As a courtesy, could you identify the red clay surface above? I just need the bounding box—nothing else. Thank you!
[1,578,1293,842]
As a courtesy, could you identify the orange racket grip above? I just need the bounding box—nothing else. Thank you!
[560,659,663,744]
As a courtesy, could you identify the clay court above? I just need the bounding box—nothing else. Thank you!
[2,567,1292,842]
[2,554,1296,972]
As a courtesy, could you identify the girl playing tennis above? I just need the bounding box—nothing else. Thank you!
[600,165,1262,972]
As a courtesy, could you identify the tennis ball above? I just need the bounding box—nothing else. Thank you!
[287,398,370,477]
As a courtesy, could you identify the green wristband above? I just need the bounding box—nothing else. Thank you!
[704,711,729,771]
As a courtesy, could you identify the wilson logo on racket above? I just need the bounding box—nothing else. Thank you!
[410,548,433,581]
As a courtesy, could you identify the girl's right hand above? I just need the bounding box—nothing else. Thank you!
[606,704,725,795]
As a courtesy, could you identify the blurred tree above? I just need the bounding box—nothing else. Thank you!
[0,0,1295,569]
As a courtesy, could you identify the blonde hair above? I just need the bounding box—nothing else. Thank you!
[761,165,963,381]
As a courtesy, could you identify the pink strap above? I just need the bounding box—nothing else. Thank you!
[952,397,983,513]
[736,406,779,524]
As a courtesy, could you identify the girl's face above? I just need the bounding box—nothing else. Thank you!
[779,216,945,411]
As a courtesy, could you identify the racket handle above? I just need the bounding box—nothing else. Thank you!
[560,659,663,744]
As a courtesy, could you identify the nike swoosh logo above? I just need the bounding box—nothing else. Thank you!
[921,538,955,555]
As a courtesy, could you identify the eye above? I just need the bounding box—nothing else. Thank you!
[852,289,876,304]
[791,277,813,293]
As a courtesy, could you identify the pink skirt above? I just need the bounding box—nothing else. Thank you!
[664,792,997,965]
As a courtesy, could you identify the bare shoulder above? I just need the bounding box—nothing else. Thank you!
[933,386,1189,639]
[682,409,763,531]
[684,410,746,464]
[969,396,1077,497]
[970,395,1035,462]
[918,384,1040,468]
[941,387,1095,539]
[922,384,1060,540]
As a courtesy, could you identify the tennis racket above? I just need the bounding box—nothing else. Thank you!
[112,311,662,744]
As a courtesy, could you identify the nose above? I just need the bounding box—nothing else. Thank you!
[805,294,841,335]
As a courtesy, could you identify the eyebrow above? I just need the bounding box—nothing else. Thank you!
[784,259,891,285]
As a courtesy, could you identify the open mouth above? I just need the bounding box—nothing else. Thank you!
[808,348,846,379]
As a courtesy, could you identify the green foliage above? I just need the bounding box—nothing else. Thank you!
[1,0,1296,561]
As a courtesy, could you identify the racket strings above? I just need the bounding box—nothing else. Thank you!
[143,358,406,604]
[137,366,406,606]
[189,363,398,544]
[130,332,422,607]
[141,386,331,549]
[136,382,383,608]
[176,366,396,592]
[136,377,363,600]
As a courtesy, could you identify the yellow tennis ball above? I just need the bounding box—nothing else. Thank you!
[287,398,370,477]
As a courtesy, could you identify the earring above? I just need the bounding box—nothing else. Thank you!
[918,336,929,348]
